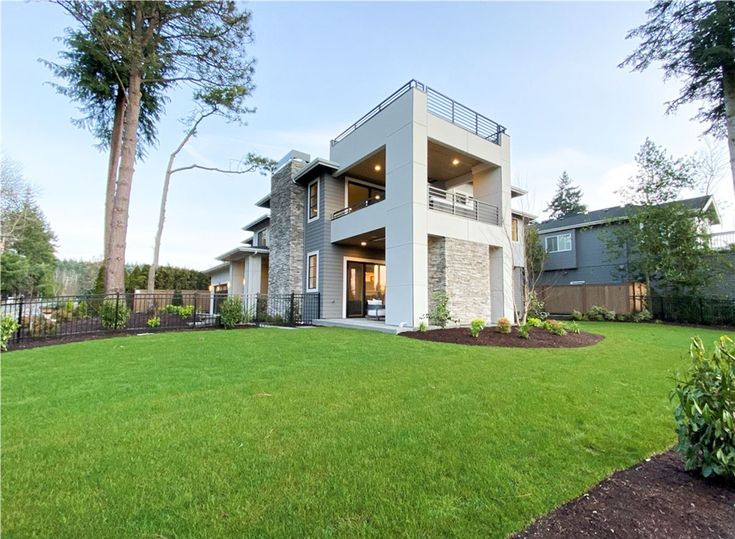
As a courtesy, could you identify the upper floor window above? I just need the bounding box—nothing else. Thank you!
[545,233,572,253]
[308,179,319,222]
[307,251,319,291]
[347,180,384,208]
[256,228,268,247]
[511,218,520,242]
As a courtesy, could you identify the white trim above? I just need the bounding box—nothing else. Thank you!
[341,256,386,319]
[306,250,320,292]
[307,179,320,223]
[545,232,572,253]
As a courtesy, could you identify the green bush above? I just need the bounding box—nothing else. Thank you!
[100,298,130,329]
[496,317,511,334]
[220,297,245,328]
[418,321,428,332]
[1,316,19,351]
[428,291,454,328]
[671,336,735,479]
[469,319,485,338]
[527,317,544,328]
[632,309,652,323]
[527,291,548,320]
[587,305,616,321]
[147,316,161,328]
[518,323,530,339]
[171,290,183,307]
[543,319,567,336]
[160,304,194,317]
[565,321,581,334]
[570,309,585,321]
[615,313,631,322]
[74,300,88,319]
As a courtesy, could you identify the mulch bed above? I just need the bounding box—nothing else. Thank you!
[400,326,604,348]
[4,325,255,351]
[513,450,735,539]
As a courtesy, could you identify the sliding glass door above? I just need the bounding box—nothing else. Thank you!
[346,261,386,317]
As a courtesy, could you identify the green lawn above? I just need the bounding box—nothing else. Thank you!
[2,323,732,538]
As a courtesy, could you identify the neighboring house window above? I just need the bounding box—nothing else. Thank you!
[306,251,319,291]
[256,229,267,247]
[308,180,319,222]
[545,233,572,253]
[511,218,519,242]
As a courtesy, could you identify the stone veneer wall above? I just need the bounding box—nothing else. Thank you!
[427,236,492,324]
[267,159,306,296]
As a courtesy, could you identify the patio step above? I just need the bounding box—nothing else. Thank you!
[313,318,403,334]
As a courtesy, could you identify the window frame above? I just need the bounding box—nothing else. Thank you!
[511,218,519,242]
[544,232,572,253]
[307,179,320,223]
[306,250,319,292]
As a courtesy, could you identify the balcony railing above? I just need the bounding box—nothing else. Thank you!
[709,230,735,250]
[427,186,500,226]
[331,79,506,146]
[332,195,384,220]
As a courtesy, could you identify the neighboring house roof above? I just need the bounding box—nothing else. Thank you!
[292,157,341,185]
[241,214,270,232]
[215,245,269,262]
[254,194,270,209]
[511,185,527,198]
[537,195,719,234]
[203,262,229,276]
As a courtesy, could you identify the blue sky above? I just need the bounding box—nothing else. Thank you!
[2,1,733,270]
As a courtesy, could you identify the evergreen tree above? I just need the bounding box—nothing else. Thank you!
[545,171,587,220]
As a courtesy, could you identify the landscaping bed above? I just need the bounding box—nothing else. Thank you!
[513,450,735,538]
[401,326,604,348]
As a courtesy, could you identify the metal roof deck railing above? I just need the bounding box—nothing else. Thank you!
[330,79,506,146]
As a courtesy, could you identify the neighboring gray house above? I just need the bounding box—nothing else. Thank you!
[204,80,533,327]
[537,195,730,290]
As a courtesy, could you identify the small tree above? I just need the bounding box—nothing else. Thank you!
[519,224,547,324]
[545,171,587,219]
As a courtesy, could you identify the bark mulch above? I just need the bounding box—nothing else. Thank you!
[513,450,735,539]
[400,326,604,348]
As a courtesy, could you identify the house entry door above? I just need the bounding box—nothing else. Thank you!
[346,261,386,317]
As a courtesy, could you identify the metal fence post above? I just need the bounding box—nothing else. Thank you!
[255,293,260,327]
[15,296,24,343]
[289,292,295,326]
[114,292,120,331]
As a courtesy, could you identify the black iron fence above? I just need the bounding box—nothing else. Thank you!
[632,294,735,326]
[1,291,320,345]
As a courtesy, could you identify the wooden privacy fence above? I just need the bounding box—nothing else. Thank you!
[132,290,210,313]
[538,282,647,315]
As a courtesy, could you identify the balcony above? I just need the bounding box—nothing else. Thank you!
[709,231,735,250]
[427,186,499,226]
[332,195,384,220]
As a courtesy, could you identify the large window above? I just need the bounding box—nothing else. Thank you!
[256,228,268,247]
[308,180,319,222]
[307,251,319,291]
[511,218,519,242]
[347,180,384,208]
[545,233,572,253]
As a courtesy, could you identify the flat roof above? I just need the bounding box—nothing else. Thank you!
[215,245,270,262]
[292,158,341,185]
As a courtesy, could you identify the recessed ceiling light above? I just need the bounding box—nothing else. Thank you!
[374,164,382,172]
[360,241,367,246]
[452,158,460,166]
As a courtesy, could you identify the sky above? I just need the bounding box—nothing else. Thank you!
[2,1,734,271]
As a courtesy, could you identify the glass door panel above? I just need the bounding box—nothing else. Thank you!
[346,262,365,317]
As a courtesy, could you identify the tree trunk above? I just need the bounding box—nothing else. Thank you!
[104,87,126,289]
[722,67,735,197]
[146,156,174,294]
[106,69,143,294]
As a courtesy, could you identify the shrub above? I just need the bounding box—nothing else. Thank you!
[527,291,549,320]
[565,321,581,334]
[527,317,544,328]
[469,319,485,338]
[220,297,245,328]
[428,291,454,328]
[518,323,530,339]
[615,313,631,322]
[418,321,428,332]
[147,316,161,328]
[74,300,88,319]
[543,319,567,336]
[496,317,511,334]
[160,304,194,317]
[27,316,58,337]
[671,336,735,479]
[1,316,19,351]
[570,309,585,321]
[171,290,183,307]
[587,305,616,321]
[632,309,652,323]
[100,298,130,329]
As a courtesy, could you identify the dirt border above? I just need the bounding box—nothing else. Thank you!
[512,449,735,538]
[400,326,604,348]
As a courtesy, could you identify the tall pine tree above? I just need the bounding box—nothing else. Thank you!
[545,171,587,220]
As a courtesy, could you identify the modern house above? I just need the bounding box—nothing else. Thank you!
[537,194,729,288]
[205,80,532,327]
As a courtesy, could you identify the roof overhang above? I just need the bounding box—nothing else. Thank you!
[254,193,271,209]
[511,185,528,198]
[203,262,229,275]
[292,158,341,185]
[702,196,721,225]
[241,214,270,232]
[511,208,537,221]
[216,246,269,262]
